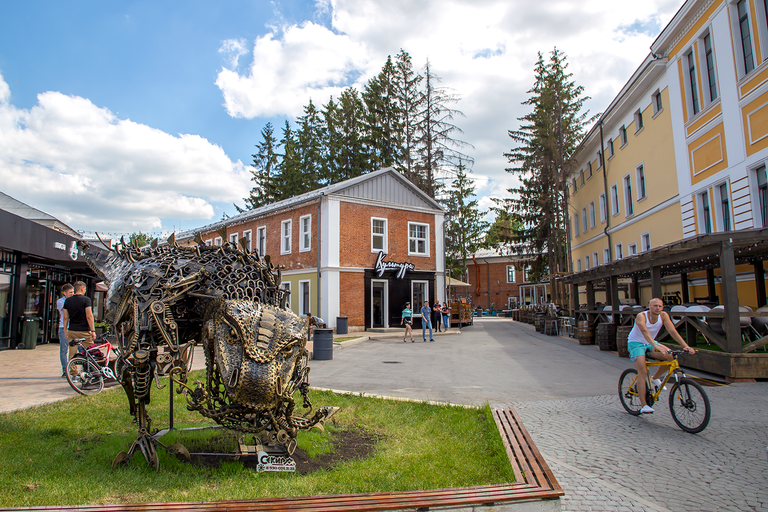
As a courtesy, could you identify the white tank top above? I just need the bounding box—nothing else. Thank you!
[627,311,663,345]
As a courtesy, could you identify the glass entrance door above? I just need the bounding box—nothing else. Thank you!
[372,281,387,328]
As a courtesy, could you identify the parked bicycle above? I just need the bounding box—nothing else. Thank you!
[618,350,711,433]
[66,334,123,396]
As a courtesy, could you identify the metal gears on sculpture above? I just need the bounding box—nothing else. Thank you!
[82,228,336,470]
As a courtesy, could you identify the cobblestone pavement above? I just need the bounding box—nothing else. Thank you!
[500,384,768,512]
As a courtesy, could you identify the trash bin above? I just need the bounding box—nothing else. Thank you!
[336,316,348,335]
[313,328,334,360]
[22,318,40,349]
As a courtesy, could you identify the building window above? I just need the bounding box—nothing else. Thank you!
[593,251,599,267]
[299,214,311,252]
[587,161,593,178]
[523,265,532,282]
[585,254,590,270]
[205,239,212,246]
[599,193,607,223]
[371,218,387,252]
[607,139,614,159]
[597,150,604,169]
[574,212,580,237]
[256,226,266,257]
[242,229,252,251]
[652,89,663,115]
[580,170,585,186]
[620,125,628,147]
[577,259,582,272]
[624,174,634,216]
[757,164,768,227]
[603,247,610,264]
[572,178,578,193]
[408,222,429,256]
[582,207,588,233]
[719,183,731,231]
[615,243,623,260]
[214,237,222,246]
[299,280,310,317]
[229,233,239,247]
[629,243,637,255]
[703,32,718,102]
[636,165,646,200]
[737,0,755,75]
[412,281,428,308]
[589,201,596,229]
[641,232,651,252]
[701,190,713,234]
[280,282,291,309]
[506,265,516,283]
[634,109,643,133]
[687,50,700,116]
[281,219,292,254]
[611,184,619,216]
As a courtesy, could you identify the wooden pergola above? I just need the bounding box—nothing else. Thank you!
[561,229,768,379]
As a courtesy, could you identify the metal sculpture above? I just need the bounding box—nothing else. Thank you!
[82,229,336,470]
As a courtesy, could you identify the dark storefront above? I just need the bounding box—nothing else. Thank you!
[0,209,95,350]
[364,266,436,329]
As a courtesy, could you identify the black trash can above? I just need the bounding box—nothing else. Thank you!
[313,328,334,360]
[336,316,348,335]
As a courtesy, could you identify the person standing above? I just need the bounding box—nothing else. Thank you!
[62,281,96,368]
[432,300,443,333]
[441,301,450,331]
[420,300,433,342]
[56,283,74,377]
[401,302,415,342]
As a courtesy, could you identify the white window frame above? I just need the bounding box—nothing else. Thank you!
[636,164,647,201]
[242,229,252,251]
[652,88,663,117]
[599,193,607,223]
[701,30,719,105]
[229,232,239,247]
[587,161,593,178]
[580,170,585,186]
[371,217,388,253]
[700,190,713,234]
[214,237,222,246]
[256,226,267,257]
[611,184,620,216]
[589,201,596,229]
[620,125,628,147]
[408,222,429,256]
[299,214,312,252]
[205,239,212,247]
[731,0,756,79]
[597,150,604,170]
[506,265,516,283]
[716,181,732,232]
[523,264,532,283]
[412,281,429,310]
[574,212,580,237]
[593,251,599,267]
[607,138,614,159]
[298,280,310,317]
[585,254,590,270]
[752,163,768,228]
[629,243,638,256]
[280,281,291,310]
[634,109,644,134]
[615,243,624,260]
[281,219,292,255]
[582,207,588,233]
[641,232,651,252]
[684,48,701,117]
[576,258,582,272]
[623,174,634,217]
[603,247,610,265]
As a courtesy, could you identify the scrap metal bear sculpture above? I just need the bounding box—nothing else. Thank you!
[82,230,336,470]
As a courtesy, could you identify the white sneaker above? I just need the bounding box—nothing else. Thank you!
[652,379,667,391]
[640,405,655,414]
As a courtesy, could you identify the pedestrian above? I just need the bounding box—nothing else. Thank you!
[441,301,450,331]
[306,312,326,338]
[432,300,442,332]
[401,302,415,342]
[56,283,74,377]
[62,281,96,372]
[420,300,433,342]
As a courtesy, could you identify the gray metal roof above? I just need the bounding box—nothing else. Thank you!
[0,191,81,238]
[177,167,445,239]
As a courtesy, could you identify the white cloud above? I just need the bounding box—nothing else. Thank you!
[215,0,680,219]
[0,72,250,233]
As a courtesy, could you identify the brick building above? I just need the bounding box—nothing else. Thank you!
[464,248,547,310]
[178,168,446,331]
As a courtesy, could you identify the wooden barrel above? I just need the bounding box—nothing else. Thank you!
[577,321,595,345]
[544,315,558,335]
[534,313,543,332]
[616,325,632,358]
[597,323,618,351]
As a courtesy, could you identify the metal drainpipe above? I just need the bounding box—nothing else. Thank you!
[599,120,613,261]
[317,194,323,321]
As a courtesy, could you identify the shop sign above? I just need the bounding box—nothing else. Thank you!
[54,242,66,250]
[256,450,296,472]
[69,241,79,261]
[374,251,414,279]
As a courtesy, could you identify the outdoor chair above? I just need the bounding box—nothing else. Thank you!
[559,317,574,337]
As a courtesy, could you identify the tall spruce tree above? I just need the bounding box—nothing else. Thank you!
[239,122,280,211]
[295,99,326,189]
[362,56,401,171]
[443,161,488,280]
[392,49,422,185]
[275,120,305,200]
[499,48,594,301]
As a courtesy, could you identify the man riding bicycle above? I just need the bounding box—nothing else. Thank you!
[627,298,694,414]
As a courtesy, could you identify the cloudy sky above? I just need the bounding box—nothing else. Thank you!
[0,0,682,237]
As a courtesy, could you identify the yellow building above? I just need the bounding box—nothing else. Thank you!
[570,0,768,308]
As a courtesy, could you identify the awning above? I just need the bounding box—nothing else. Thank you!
[447,277,471,287]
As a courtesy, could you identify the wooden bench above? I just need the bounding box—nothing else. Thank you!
[3,407,562,511]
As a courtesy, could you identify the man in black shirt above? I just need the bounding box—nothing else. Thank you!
[62,281,96,365]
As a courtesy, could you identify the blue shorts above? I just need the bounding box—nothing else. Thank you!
[628,341,654,361]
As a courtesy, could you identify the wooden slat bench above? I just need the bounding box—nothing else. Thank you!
[2,407,562,511]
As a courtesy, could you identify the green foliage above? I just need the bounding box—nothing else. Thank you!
[444,161,488,279]
[0,378,514,507]
[128,232,151,248]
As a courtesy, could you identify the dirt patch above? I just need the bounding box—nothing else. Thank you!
[184,427,382,475]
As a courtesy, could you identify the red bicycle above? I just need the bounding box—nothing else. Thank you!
[66,334,122,396]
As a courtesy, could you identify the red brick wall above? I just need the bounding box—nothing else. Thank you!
[339,271,365,325]
[339,202,436,271]
[465,260,530,309]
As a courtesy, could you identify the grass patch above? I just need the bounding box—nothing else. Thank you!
[333,336,362,342]
[0,371,514,507]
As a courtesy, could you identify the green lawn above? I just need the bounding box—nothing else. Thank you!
[0,372,514,507]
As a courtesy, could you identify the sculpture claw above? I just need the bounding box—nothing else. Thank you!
[111,451,130,470]
[167,443,190,461]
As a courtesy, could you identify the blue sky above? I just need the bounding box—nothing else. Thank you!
[0,0,681,237]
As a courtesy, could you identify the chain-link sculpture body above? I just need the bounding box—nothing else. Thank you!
[82,233,335,470]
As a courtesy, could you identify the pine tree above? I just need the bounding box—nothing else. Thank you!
[362,56,402,171]
[392,49,422,184]
[239,122,280,211]
[443,161,488,280]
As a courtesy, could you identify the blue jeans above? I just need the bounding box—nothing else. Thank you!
[58,327,68,374]
[442,314,449,330]
[422,319,433,340]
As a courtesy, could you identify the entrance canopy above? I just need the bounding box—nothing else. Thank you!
[446,277,471,287]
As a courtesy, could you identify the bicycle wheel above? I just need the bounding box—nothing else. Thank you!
[618,369,643,415]
[668,378,711,433]
[66,357,104,396]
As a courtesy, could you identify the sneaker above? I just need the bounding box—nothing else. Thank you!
[429,339,434,342]
[652,379,667,391]
[71,376,80,383]
[640,405,655,414]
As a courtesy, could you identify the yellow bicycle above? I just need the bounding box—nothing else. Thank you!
[618,350,711,433]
